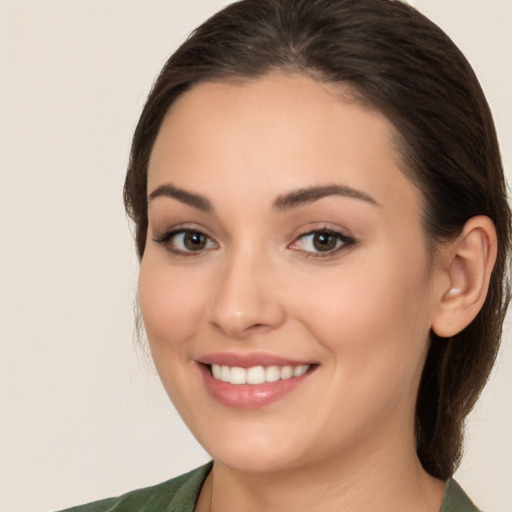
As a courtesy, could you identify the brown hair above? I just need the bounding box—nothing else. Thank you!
[124,0,511,479]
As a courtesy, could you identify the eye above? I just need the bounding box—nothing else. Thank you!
[153,228,218,254]
[289,228,354,256]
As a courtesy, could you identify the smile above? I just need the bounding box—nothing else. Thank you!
[210,364,311,385]
[198,356,317,408]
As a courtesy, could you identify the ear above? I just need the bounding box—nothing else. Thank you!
[432,216,497,338]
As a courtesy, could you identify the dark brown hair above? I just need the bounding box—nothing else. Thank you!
[124,0,511,479]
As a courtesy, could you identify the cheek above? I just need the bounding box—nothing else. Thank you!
[300,263,434,438]
[293,251,434,380]
[138,258,206,351]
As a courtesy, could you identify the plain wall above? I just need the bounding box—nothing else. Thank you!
[0,1,510,511]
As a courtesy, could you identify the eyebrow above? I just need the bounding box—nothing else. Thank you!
[148,183,213,212]
[147,183,379,213]
[273,184,379,211]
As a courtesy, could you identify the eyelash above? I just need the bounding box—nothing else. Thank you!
[153,228,218,256]
[289,227,356,258]
[153,226,355,258]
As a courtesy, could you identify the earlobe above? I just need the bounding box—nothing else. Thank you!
[432,216,497,338]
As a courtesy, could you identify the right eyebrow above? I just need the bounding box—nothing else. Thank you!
[273,184,380,211]
[148,183,213,212]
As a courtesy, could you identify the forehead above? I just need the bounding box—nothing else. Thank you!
[148,73,422,217]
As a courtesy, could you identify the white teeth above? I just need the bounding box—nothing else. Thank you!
[265,366,281,383]
[220,365,230,383]
[280,366,294,380]
[247,366,266,385]
[294,365,309,377]
[210,364,311,384]
[230,367,247,384]
[212,364,222,379]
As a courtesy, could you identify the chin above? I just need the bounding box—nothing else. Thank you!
[211,448,302,475]
[197,425,318,475]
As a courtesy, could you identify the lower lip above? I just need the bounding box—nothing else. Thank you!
[199,364,314,409]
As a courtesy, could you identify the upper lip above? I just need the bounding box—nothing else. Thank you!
[196,352,315,368]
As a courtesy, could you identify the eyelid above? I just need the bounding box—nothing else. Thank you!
[152,225,218,255]
[151,223,355,258]
[288,226,356,257]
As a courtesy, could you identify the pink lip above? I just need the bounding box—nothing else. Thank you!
[196,352,317,409]
[197,351,313,368]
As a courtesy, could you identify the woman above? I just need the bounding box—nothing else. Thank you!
[59,0,510,510]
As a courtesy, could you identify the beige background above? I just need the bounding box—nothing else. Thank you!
[1,1,510,511]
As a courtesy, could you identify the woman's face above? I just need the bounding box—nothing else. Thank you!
[139,74,444,474]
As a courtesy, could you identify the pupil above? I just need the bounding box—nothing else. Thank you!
[184,232,205,250]
[313,232,336,251]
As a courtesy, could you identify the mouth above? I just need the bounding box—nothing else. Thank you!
[208,363,312,385]
[196,356,317,408]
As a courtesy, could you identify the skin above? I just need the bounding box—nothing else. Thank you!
[139,73,449,511]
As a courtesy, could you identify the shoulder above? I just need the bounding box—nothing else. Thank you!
[441,479,481,512]
[55,463,212,512]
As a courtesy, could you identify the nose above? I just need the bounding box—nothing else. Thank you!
[207,249,286,338]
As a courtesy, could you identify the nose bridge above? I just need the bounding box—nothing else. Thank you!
[208,242,285,337]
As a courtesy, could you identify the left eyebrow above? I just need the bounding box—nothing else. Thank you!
[148,183,213,212]
[273,184,380,211]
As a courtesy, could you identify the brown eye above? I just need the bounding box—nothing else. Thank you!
[153,229,218,254]
[183,231,208,250]
[289,228,355,256]
[312,232,338,252]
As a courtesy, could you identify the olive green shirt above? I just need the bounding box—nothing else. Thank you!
[57,462,480,511]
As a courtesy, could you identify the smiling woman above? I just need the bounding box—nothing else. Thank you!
[140,75,445,480]
[14,0,508,511]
